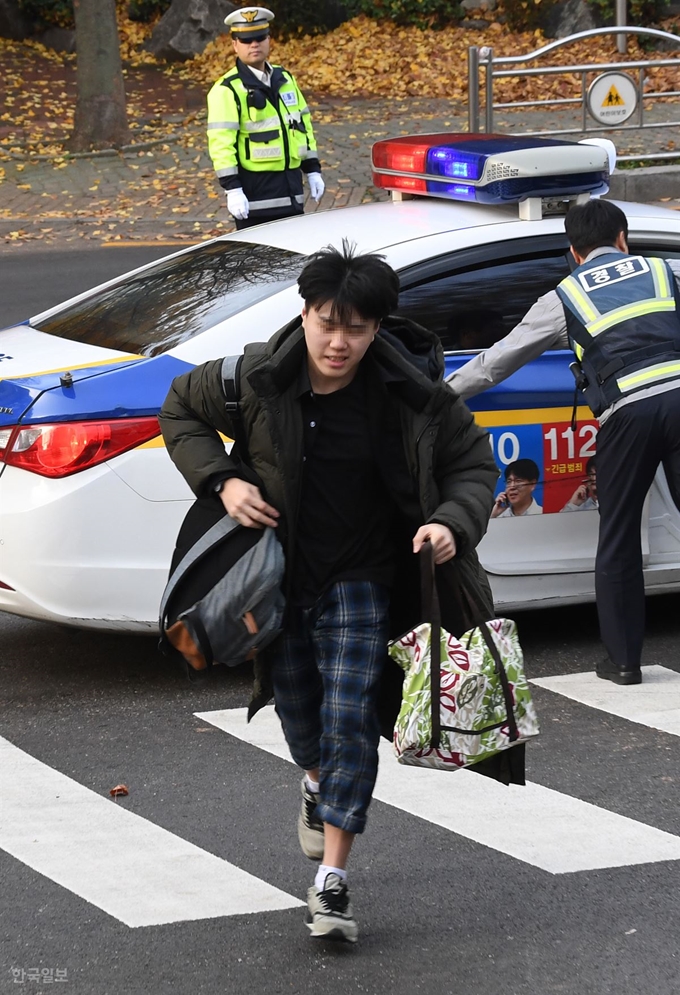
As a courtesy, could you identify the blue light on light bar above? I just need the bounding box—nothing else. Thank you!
[424,169,607,205]
[426,146,486,181]
[476,172,609,203]
[427,180,477,200]
[371,134,610,206]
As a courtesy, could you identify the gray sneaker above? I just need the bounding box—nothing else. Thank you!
[297,777,325,861]
[306,872,358,943]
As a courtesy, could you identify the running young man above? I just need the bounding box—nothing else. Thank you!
[159,242,498,942]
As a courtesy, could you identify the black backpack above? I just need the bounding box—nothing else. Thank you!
[158,356,285,680]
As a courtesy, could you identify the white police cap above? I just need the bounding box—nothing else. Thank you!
[225,7,274,39]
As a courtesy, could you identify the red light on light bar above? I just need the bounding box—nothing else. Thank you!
[0,417,161,478]
[373,173,427,193]
[372,134,483,173]
[372,140,430,174]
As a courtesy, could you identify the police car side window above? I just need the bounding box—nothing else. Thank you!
[628,244,680,261]
[396,251,572,352]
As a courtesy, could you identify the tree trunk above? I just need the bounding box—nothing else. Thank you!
[70,0,130,151]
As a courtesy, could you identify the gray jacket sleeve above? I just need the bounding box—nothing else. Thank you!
[445,290,568,400]
[448,260,680,402]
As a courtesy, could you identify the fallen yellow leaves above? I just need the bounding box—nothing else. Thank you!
[178,14,680,104]
[1,3,677,249]
[0,7,197,157]
[2,5,678,163]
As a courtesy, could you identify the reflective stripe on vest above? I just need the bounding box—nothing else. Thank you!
[207,66,317,177]
[561,257,674,335]
[559,256,678,371]
[207,120,239,131]
[556,252,680,415]
[617,360,680,392]
[249,195,303,211]
[243,116,280,132]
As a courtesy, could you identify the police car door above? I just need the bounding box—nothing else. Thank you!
[395,234,673,610]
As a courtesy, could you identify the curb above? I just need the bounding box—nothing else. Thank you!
[1,133,183,162]
[607,165,680,202]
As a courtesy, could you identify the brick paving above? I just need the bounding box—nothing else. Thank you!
[0,96,677,249]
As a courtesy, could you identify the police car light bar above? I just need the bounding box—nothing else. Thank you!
[371,134,610,211]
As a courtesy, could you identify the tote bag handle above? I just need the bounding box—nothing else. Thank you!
[420,544,518,749]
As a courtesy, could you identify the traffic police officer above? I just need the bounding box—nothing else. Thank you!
[207,6,324,228]
[448,199,680,686]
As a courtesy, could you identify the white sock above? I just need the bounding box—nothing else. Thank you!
[315,864,347,890]
[305,775,320,795]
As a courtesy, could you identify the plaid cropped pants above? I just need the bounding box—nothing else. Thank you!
[269,581,390,835]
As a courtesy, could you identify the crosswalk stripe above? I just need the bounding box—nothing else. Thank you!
[0,736,304,927]
[530,665,680,737]
[196,706,680,875]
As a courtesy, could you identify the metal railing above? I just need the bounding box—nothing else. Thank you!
[468,26,680,162]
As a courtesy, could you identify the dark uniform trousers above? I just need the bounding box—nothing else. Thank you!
[595,386,680,668]
[234,212,297,230]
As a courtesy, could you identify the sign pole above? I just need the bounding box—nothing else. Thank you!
[468,46,480,133]
[616,0,627,55]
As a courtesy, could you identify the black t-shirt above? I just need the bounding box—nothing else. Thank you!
[291,367,396,606]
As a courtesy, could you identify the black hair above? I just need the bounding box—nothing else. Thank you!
[505,458,540,482]
[564,199,628,256]
[297,239,400,324]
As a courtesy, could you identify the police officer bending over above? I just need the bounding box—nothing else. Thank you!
[207,6,324,229]
[448,199,680,687]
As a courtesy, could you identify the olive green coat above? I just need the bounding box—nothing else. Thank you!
[159,317,523,782]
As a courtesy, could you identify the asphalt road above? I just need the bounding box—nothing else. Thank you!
[0,243,183,328]
[2,596,680,995]
[1,246,680,995]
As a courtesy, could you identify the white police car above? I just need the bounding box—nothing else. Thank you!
[1,135,679,630]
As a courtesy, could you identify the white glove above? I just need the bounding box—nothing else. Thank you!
[307,172,324,202]
[227,188,249,220]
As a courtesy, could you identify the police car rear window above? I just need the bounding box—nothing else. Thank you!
[33,241,305,357]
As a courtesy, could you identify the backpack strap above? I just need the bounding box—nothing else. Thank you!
[222,354,246,453]
[159,514,241,630]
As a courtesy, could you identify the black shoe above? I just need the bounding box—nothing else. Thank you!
[595,659,642,685]
[306,873,358,943]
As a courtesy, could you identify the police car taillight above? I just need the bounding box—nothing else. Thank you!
[372,134,610,206]
[0,417,161,477]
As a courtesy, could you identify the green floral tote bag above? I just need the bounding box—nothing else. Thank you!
[388,548,540,771]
